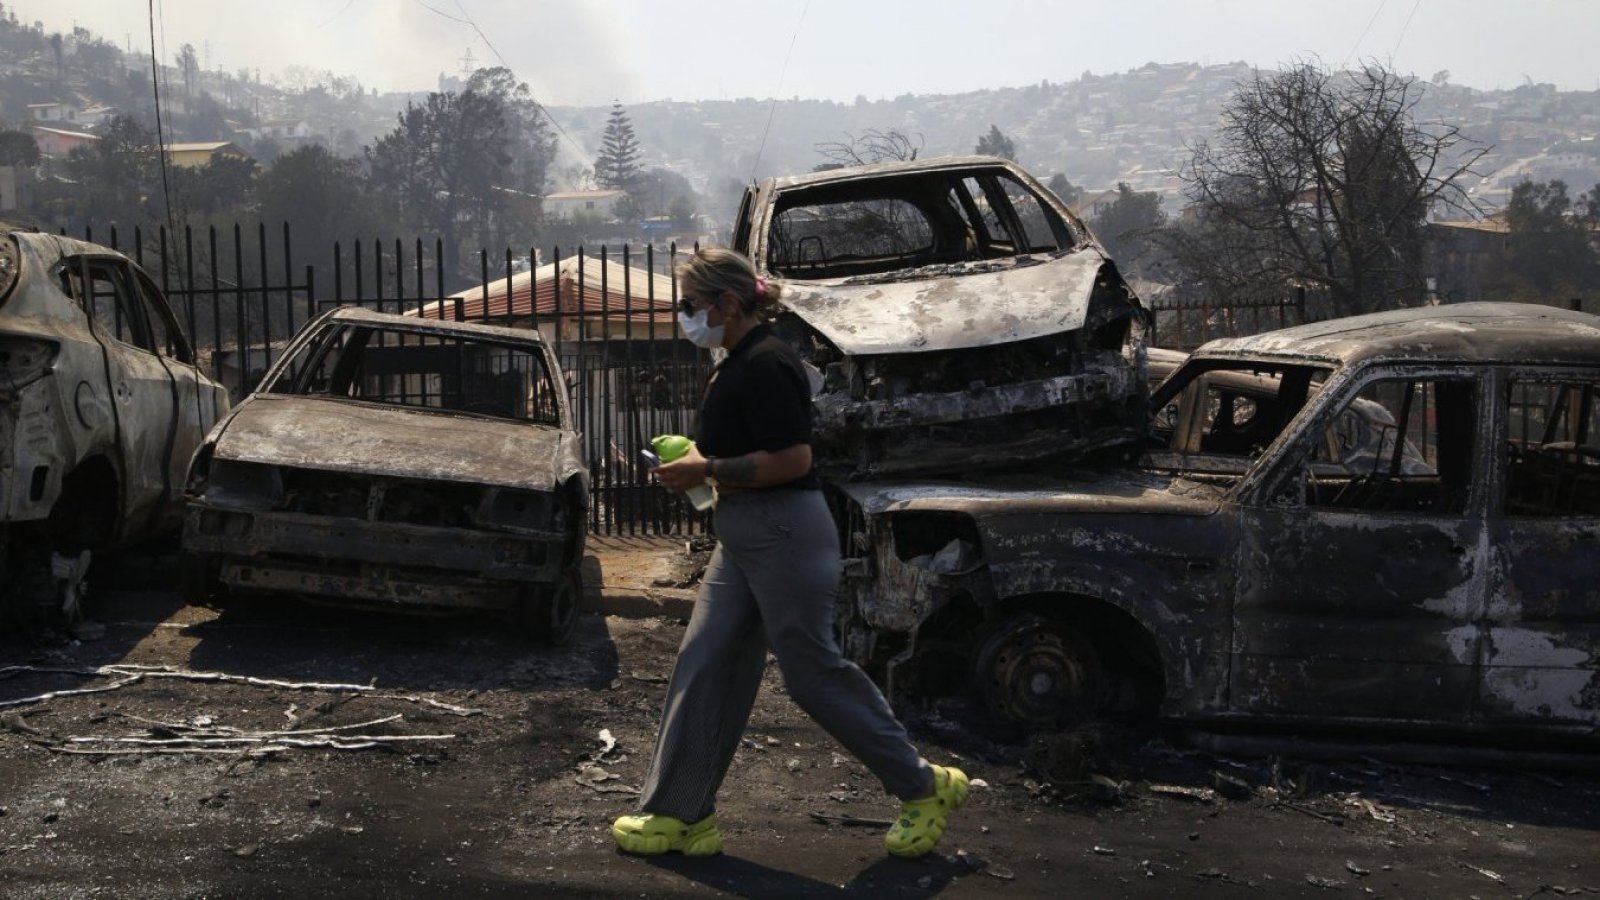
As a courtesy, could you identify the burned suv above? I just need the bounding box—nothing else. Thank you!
[182,308,589,643]
[838,303,1600,743]
[732,156,1148,478]
[0,228,227,624]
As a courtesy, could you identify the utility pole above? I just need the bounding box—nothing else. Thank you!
[458,47,477,77]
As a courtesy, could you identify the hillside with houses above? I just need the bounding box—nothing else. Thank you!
[2,7,1598,224]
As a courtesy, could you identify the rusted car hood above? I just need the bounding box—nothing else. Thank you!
[212,395,581,491]
[837,469,1224,517]
[780,249,1107,355]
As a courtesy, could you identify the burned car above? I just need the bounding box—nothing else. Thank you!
[0,227,227,623]
[182,308,588,643]
[837,302,1600,743]
[732,156,1148,479]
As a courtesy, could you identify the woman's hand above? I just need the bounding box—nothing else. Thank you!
[653,445,709,493]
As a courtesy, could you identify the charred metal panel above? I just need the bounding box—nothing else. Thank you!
[216,395,582,492]
[1482,515,1600,725]
[185,506,563,581]
[1203,302,1600,372]
[778,250,1105,355]
[221,560,514,610]
[833,477,1236,717]
[1234,508,1486,720]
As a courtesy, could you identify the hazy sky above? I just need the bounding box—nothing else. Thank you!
[8,0,1599,105]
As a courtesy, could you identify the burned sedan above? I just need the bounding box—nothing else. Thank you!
[182,308,588,643]
[0,227,227,624]
[732,156,1148,479]
[836,303,1600,744]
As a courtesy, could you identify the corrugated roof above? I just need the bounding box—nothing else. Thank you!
[411,256,679,324]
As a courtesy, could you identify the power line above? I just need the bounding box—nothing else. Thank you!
[752,0,810,182]
[410,0,470,24]
[147,0,176,238]
[315,0,357,30]
[1342,0,1388,70]
[446,0,589,166]
[1390,0,1425,61]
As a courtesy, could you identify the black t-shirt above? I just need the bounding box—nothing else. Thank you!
[695,324,820,490]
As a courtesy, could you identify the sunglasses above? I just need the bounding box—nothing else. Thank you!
[677,294,713,316]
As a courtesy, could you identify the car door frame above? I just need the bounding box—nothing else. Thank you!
[1228,361,1493,726]
[66,253,182,539]
[1479,363,1600,729]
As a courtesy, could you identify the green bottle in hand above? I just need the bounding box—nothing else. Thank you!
[650,435,715,511]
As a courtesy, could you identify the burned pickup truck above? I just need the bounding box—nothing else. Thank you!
[731,156,1148,478]
[837,302,1600,743]
[182,308,588,643]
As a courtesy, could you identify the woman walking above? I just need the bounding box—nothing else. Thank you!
[612,247,968,859]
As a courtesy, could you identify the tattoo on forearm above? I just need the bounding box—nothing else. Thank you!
[715,455,759,486]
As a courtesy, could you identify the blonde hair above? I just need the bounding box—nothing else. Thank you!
[675,246,784,316]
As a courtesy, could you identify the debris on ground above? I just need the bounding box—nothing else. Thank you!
[808,812,892,829]
[1148,784,1216,804]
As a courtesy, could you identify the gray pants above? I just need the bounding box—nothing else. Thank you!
[638,489,931,822]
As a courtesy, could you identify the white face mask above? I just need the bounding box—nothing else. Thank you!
[678,307,725,349]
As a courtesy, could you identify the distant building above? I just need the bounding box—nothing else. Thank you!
[30,125,99,157]
[78,105,120,129]
[235,119,314,141]
[164,141,252,169]
[27,101,81,125]
[544,189,628,220]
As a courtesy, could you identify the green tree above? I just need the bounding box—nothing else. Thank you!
[593,101,641,191]
[366,89,513,285]
[176,43,199,102]
[170,154,255,219]
[0,128,40,167]
[975,124,1016,161]
[45,114,159,232]
[1174,61,1483,316]
[1089,183,1166,274]
[1481,179,1600,300]
[253,144,379,290]
[465,67,558,200]
[1047,173,1081,206]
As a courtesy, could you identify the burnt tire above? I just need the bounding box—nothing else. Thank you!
[971,612,1105,732]
[518,567,582,646]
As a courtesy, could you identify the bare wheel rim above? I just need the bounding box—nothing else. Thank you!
[974,614,1102,728]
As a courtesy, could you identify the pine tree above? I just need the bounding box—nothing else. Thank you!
[593,102,641,191]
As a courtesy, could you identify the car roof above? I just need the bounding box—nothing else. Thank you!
[758,155,1034,193]
[1194,302,1600,368]
[326,305,553,348]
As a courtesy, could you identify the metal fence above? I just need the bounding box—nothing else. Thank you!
[67,222,714,537]
[1147,288,1309,350]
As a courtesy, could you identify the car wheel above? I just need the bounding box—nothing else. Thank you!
[181,553,228,608]
[519,567,582,646]
[971,612,1105,731]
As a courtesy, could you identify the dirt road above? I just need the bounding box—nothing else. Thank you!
[2,553,1598,899]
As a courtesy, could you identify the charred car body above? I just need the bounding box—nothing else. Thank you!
[838,303,1600,743]
[732,156,1148,479]
[182,308,588,643]
[0,228,227,622]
